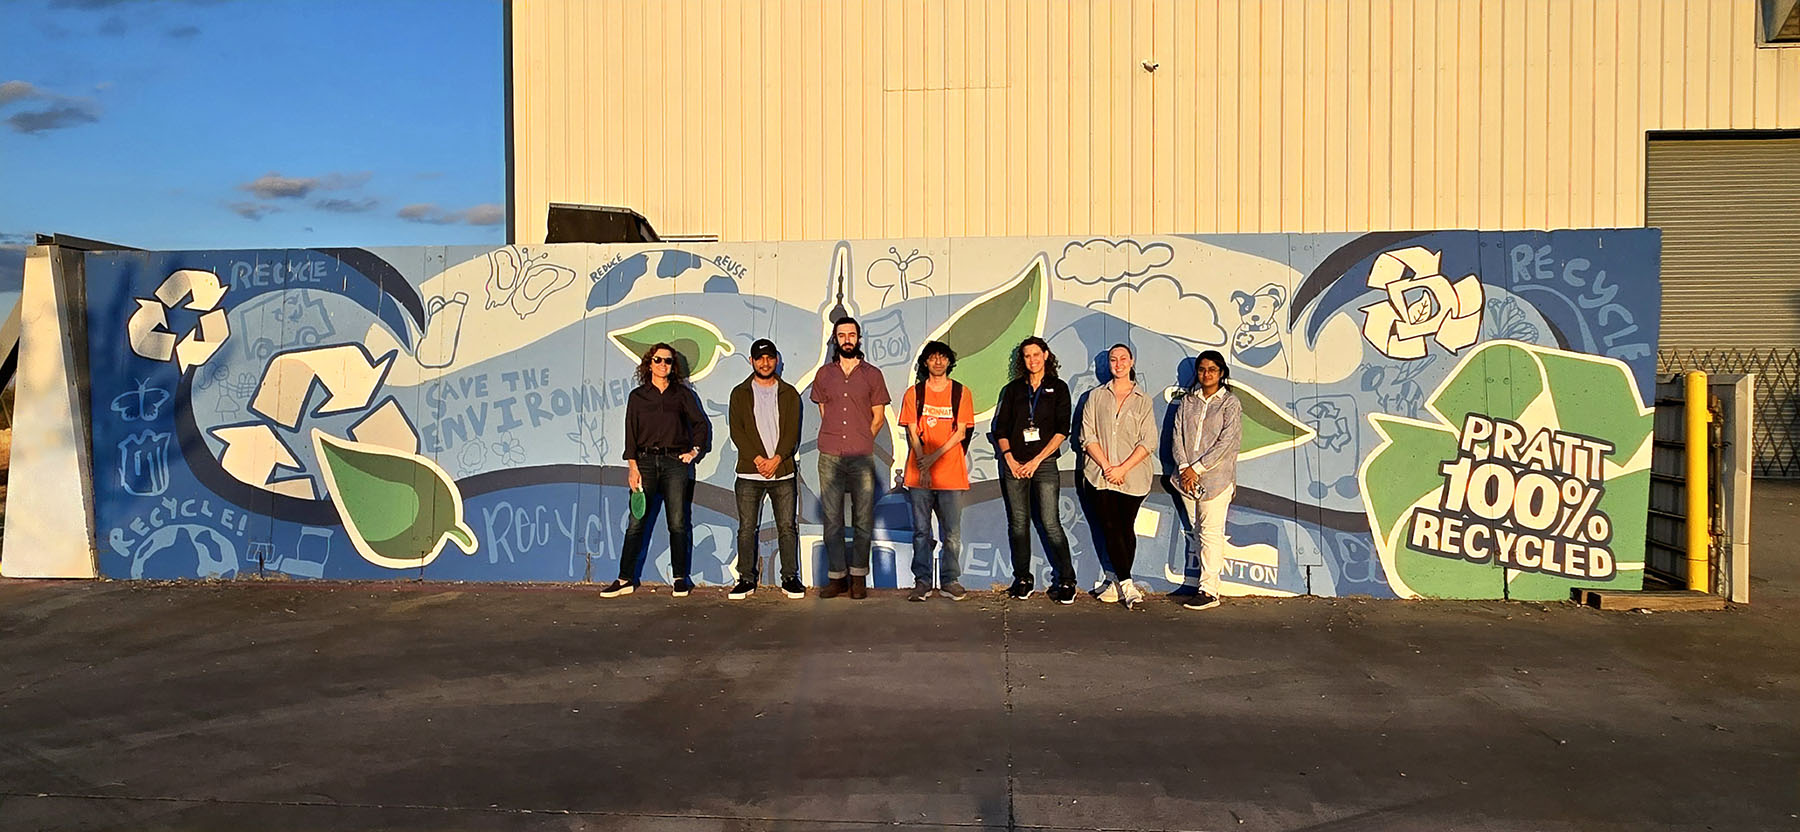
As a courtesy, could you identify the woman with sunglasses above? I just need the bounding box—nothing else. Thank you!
[600,342,711,598]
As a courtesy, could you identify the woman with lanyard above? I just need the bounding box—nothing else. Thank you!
[1081,343,1159,610]
[1170,349,1242,611]
[991,336,1077,603]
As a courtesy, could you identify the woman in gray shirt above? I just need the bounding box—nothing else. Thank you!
[1170,349,1242,611]
[1080,343,1160,610]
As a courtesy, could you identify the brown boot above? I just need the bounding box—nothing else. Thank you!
[820,577,849,599]
[849,575,868,599]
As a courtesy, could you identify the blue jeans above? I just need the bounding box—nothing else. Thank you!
[908,487,964,585]
[999,463,1074,585]
[818,452,876,578]
[735,477,799,583]
[618,454,693,582]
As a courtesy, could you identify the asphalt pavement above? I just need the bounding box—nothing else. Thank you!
[2,484,1798,831]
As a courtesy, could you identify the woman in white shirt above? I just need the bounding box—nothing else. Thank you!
[1170,349,1243,611]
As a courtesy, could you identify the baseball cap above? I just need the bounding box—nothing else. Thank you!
[750,338,778,359]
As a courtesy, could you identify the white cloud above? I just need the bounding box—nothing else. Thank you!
[398,202,504,226]
[1086,274,1228,347]
[0,81,40,107]
[240,170,371,199]
[1055,239,1175,285]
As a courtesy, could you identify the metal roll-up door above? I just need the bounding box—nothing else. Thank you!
[1649,135,1800,476]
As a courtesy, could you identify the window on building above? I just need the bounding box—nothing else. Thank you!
[1764,0,1800,44]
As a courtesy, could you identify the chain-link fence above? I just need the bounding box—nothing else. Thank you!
[1658,348,1800,478]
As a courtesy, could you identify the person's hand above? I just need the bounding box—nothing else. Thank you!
[679,449,699,464]
[1180,467,1200,493]
[917,469,933,490]
[1019,458,1040,479]
[627,466,643,491]
[1105,465,1127,485]
[1005,453,1025,479]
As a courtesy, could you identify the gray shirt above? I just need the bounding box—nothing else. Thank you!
[1172,386,1242,500]
[747,380,793,481]
[1079,382,1159,497]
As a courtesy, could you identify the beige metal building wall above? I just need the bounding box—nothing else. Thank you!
[508,0,1800,244]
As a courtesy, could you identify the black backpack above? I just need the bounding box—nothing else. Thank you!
[913,379,974,454]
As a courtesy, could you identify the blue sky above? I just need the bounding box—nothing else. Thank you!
[0,0,506,291]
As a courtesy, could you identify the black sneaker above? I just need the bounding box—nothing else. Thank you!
[1046,582,1076,605]
[1183,591,1221,611]
[728,579,756,599]
[598,579,637,598]
[780,577,806,599]
[672,577,694,597]
[1005,578,1035,600]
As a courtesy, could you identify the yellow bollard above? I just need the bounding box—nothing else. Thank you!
[1685,370,1711,593]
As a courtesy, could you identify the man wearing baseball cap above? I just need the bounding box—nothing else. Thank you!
[726,338,805,599]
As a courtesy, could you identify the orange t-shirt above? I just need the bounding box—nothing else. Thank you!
[898,382,975,490]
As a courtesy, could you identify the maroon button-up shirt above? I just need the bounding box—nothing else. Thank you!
[810,359,890,457]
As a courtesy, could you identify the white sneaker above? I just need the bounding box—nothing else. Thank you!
[1120,579,1145,609]
[1093,580,1120,603]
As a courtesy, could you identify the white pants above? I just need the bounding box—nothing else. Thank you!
[1180,485,1235,595]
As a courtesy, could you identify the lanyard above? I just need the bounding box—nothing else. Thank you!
[1026,382,1045,427]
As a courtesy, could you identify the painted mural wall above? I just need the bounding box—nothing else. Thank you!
[81,231,1660,599]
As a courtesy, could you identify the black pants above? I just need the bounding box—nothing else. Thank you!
[618,454,694,582]
[734,477,799,582]
[999,464,1075,585]
[1090,487,1147,579]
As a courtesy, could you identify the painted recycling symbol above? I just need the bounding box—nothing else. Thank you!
[128,269,231,372]
[1360,247,1484,360]
[209,344,408,501]
[1358,341,1652,601]
[209,342,478,568]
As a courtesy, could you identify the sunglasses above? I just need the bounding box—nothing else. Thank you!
[651,356,675,366]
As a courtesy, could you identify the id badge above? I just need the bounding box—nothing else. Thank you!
[1022,427,1042,443]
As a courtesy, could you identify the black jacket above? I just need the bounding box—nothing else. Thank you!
[728,375,801,478]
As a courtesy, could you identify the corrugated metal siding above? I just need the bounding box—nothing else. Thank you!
[1649,137,1800,348]
[510,0,1800,244]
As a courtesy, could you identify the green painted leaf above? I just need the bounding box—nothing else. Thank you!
[313,430,477,570]
[927,256,1048,419]
[608,315,735,381]
[1230,381,1318,461]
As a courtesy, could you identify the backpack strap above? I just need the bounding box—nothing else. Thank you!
[914,381,927,424]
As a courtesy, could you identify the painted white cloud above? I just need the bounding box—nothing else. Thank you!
[1055,239,1175,285]
[1087,274,1228,347]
